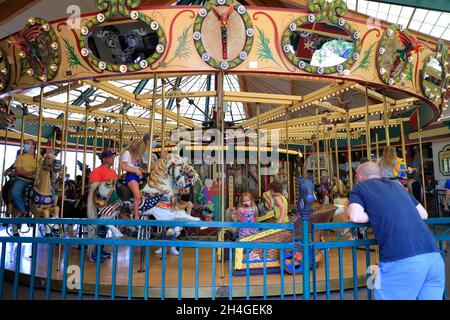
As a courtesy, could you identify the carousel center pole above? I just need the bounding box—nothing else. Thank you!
[417,108,427,210]
[217,72,225,279]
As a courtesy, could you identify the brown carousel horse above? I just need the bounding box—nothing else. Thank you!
[4,154,61,236]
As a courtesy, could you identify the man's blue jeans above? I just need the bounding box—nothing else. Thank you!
[375,252,445,300]
[11,178,31,213]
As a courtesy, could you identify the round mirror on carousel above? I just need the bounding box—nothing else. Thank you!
[421,41,449,102]
[281,0,361,74]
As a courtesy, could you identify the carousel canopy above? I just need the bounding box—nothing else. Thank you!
[0,0,449,147]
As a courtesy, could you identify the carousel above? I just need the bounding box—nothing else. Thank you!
[0,0,448,298]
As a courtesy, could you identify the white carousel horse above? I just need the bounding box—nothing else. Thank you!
[131,153,201,251]
[87,179,125,239]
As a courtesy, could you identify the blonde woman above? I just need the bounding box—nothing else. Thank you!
[377,146,408,179]
[121,139,146,219]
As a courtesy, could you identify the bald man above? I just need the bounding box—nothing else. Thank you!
[348,162,445,300]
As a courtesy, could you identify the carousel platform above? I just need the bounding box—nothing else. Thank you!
[0,228,377,299]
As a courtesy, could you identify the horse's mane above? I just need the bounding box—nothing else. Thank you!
[147,154,170,190]
[87,181,100,219]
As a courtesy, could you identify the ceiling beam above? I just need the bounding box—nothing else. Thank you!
[240,81,355,128]
[11,94,175,130]
[84,80,195,128]
[353,84,396,105]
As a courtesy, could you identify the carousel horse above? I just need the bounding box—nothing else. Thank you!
[87,179,126,239]
[4,154,61,236]
[132,153,201,239]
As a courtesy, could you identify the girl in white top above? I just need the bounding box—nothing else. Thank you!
[121,139,146,219]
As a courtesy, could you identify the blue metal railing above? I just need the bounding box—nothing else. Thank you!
[0,218,295,300]
[1,217,449,300]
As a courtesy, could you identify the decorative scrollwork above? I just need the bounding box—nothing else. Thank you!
[193,0,254,70]
[80,0,166,73]
[306,0,347,24]
[9,17,61,83]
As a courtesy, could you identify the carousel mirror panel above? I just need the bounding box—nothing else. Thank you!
[87,20,159,66]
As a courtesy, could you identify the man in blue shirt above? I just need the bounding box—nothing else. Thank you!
[444,179,450,212]
[348,162,445,300]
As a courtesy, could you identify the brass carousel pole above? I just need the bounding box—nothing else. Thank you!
[334,127,341,194]
[93,122,98,169]
[147,75,157,173]
[365,87,371,160]
[162,79,167,150]
[316,109,320,185]
[57,82,71,271]
[375,132,379,160]
[417,108,427,209]
[323,122,329,177]
[36,87,45,166]
[118,103,126,177]
[383,94,390,146]
[19,107,26,152]
[74,129,79,180]
[81,108,89,196]
[101,126,105,150]
[257,103,261,196]
[346,110,353,190]
[400,119,406,160]
[285,107,290,202]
